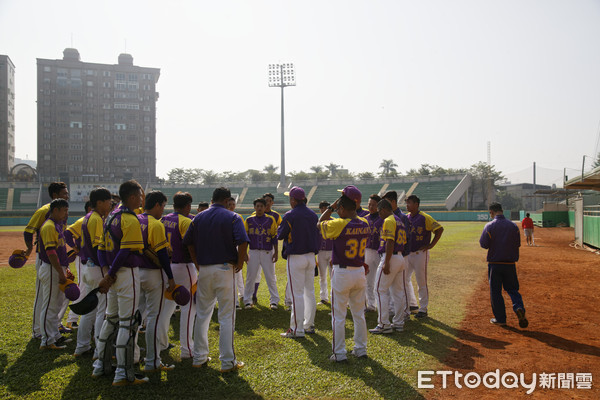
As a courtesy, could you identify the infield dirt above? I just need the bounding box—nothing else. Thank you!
[428,227,600,399]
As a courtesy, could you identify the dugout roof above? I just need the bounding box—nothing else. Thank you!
[565,166,600,191]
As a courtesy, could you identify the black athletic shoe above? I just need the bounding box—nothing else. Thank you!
[515,308,528,328]
[415,311,428,319]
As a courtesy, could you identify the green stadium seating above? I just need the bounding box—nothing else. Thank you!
[411,180,461,205]
[0,188,8,210]
[240,186,280,205]
[12,188,39,210]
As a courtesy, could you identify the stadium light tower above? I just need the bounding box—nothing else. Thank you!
[268,63,296,189]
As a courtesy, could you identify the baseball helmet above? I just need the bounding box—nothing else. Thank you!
[59,279,80,301]
[165,285,191,306]
[8,250,28,269]
[67,249,77,264]
[69,287,100,315]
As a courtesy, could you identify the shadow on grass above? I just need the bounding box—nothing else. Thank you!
[4,338,74,396]
[299,332,425,400]
[60,346,262,400]
[393,317,511,370]
[504,326,600,357]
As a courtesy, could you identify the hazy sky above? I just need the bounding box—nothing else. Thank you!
[1,0,599,186]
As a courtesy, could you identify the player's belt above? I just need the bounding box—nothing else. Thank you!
[336,265,363,269]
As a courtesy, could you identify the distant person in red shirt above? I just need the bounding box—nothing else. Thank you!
[521,213,534,246]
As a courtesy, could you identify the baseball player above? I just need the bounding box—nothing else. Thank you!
[92,180,149,386]
[364,194,383,313]
[404,195,443,319]
[183,187,248,372]
[278,186,319,338]
[24,182,69,339]
[227,197,244,310]
[250,193,282,304]
[38,198,71,350]
[61,201,92,331]
[318,190,370,362]
[73,188,112,358]
[369,199,410,334]
[243,198,279,310]
[138,191,176,372]
[161,191,197,359]
[521,213,535,246]
[480,202,528,328]
[317,201,333,304]
[338,185,369,217]
[196,202,209,214]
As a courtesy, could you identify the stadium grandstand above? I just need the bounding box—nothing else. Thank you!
[0,174,477,222]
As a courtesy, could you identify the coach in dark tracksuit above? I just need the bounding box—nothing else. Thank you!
[479,202,529,329]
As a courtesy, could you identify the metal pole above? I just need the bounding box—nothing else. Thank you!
[533,161,536,210]
[280,66,285,188]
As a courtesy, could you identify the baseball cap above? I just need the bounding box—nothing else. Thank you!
[337,185,362,203]
[284,186,306,200]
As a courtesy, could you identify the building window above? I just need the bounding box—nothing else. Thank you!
[116,73,126,80]
[115,123,127,130]
[128,74,138,81]
[103,71,111,77]
[70,121,83,129]
[102,103,111,109]
[44,66,51,72]
[103,82,111,88]
[86,81,93,87]
[114,103,139,110]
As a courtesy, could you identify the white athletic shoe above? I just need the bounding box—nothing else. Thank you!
[369,325,393,334]
[329,354,348,362]
[280,329,305,339]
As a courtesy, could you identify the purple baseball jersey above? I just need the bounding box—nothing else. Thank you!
[244,214,277,251]
[162,212,193,263]
[319,217,370,267]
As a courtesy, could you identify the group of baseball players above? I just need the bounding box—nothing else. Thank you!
[23,180,448,385]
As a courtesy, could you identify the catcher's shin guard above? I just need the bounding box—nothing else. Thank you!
[99,315,119,376]
[116,310,142,382]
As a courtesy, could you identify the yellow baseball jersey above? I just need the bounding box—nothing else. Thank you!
[379,214,407,253]
[143,215,170,253]
[67,216,84,241]
[39,218,68,265]
[82,211,105,250]
[24,203,51,235]
[101,207,144,254]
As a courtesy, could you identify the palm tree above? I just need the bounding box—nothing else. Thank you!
[379,159,398,177]
[325,163,341,177]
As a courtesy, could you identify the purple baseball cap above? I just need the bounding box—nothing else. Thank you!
[284,186,306,200]
[337,185,362,203]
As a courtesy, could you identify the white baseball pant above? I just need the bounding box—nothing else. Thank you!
[235,270,243,306]
[405,250,429,313]
[375,254,409,328]
[243,249,279,305]
[316,250,332,302]
[74,261,107,357]
[161,262,197,359]
[139,267,167,369]
[93,267,140,381]
[330,265,367,361]
[32,255,43,338]
[286,253,317,336]
[364,248,380,310]
[193,263,238,370]
[38,261,67,346]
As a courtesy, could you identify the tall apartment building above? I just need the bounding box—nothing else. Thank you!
[37,48,159,183]
[0,55,16,179]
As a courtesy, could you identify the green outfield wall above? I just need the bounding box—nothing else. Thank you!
[583,215,600,249]
[530,211,570,227]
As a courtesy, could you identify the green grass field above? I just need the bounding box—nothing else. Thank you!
[0,222,487,400]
